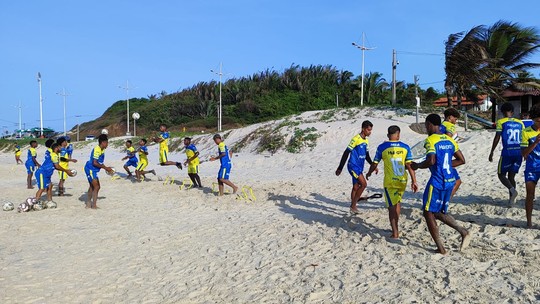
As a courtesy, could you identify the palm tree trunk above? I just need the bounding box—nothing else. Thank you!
[491,97,497,122]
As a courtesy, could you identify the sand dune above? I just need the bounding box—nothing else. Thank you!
[1,108,539,303]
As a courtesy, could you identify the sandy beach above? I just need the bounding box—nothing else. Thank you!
[1,108,540,303]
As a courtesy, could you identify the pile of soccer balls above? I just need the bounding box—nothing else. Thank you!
[2,197,57,213]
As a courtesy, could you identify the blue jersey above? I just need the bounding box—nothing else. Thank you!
[424,133,459,190]
[26,147,38,164]
[85,146,105,171]
[346,134,369,172]
[521,126,540,172]
[66,143,74,158]
[217,142,231,167]
[38,148,58,176]
[496,117,524,157]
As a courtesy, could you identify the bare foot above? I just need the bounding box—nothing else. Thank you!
[232,186,238,194]
[435,248,448,255]
[349,208,360,215]
[460,232,472,251]
[27,186,34,189]
[390,234,399,239]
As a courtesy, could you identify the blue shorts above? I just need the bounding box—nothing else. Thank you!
[35,171,51,190]
[25,162,36,174]
[85,167,99,183]
[525,171,540,184]
[218,166,231,180]
[498,155,522,174]
[452,168,460,181]
[124,158,138,168]
[423,182,452,214]
[348,167,364,185]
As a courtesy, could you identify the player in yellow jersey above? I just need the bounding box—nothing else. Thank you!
[57,137,78,196]
[122,140,137,179]
[152,124,183,170]
[15,145,23,164]
[366,125,418,238]
[440,108,462,201]
[135,138,156,182]
[183,137,202,188]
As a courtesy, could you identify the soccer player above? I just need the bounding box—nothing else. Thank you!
[135,138,155,182]
[440,108,462,201]
[66,136,74,158]
[183,137,202,188]
[366,125,418,238]
[210,134,238,196]
[152,124,183,169]
[122,140,138,178]
[57,137,78,196]
[335,120,377,214]
[520,104,540,228]
[25,140,40,189]
[411,114,470,255]
[84,134,114,209]
[15,145,23,164]
[34,143,74,203]
[488,102,524,205]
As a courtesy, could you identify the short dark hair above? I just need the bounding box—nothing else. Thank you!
[529,104,540,119]
[45,139,55,148]
[444,108,460,119]
[126,140,132,144]
[388,125,400,135]
[140,138,147,144]
[213,134,222,140]
[160,124,167,128]
[501,102,514,113]
[361,120,373,129]
[426,114,442,126]
[184,137,192,141]
[29,140,37,145]
[51,143,59,150]
[98,134,108,144]
[56,137,66,145]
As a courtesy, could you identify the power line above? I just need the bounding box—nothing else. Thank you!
[420,80,445,86]
[397,50,444,57]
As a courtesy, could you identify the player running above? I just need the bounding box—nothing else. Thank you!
[122,140,138,178]
[183,137,202,188]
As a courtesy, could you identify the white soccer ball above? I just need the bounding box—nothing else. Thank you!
[132,112,140,120]
[70,169,78,177]
[101,129,109,135]
[18,202,31,212]
[46,201,57,209]
[107,167,116,176]
[2,202,14,211]
[33,201,45,211]
[26,197,36,206]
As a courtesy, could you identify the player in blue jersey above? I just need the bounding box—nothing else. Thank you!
[366,125,418,238]
[122,140,138,178]
[25,140,40,189]
[336,120,377,214]
[57,137,78,196]
[488,103,524,205]
[411,114,470,254]
[34,142,74,203]
[520,104,540,228]
[440,108,462,201]
[210,134,238,196]
[65,136,74,158]
[84,134,114,209]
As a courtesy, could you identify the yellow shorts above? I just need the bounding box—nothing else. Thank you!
[58,170,69,180]
[159,149,168,164]
[187,164,199,174]
[136,160,148,171]
[383,187,405,207]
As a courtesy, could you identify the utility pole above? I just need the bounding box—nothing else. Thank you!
[75,115,81,142]
[336,92,339,108]
[37,72,43,137]
[118,81,134,136]
[391,50,398,105]
[56,88,70,136]
[352,33,375,106]
[210,63,223,132]
[414,75,420,124]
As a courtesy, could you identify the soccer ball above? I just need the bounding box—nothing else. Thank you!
[101,129,109,135]
[46,201,57,209]
[132,112,140,120]
[107,167,116,176]
[26,197,36,206]
[33,201,45,211]
[18,202,31,212]
[70,169,78,177]
[2,202,14,211]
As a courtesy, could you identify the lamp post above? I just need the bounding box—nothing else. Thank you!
[132,112,140,137]
[37,72,43,137]
[13,101,23,137]
[75,115,81,142]
[352,33,375,106]
[392,49,398,105]
[210,63,223,132]
[118,81,134,136]
[56,88,70,136]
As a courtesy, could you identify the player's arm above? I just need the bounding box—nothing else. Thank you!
[452,150,466,168]
[365,162,378,180]
[335,149,350,176]
[92,159,113,173]
[412,153,435,170]
[32,156,41,167]
[488,132,501,162]
[405,162,418,192]
[522,134,540,158]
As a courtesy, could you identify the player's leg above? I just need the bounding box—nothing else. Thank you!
[123,164,131,177]
[422,183,447,254]
[525,180,536,228]
[351,174,367,213]
[194,174,202,187]
[423,210,446,254]
[434,212,471,251]
[27,173,33,189]
[450,168,461,201]
[91,179,101,209]
[385,188,403,238]
[188,173,197,186]
[46,178,53,201]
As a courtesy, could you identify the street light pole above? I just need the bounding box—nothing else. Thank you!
[392,49,398,106]
[118,81,133,136]
[352,33,375,106]
[37,72,43,137]
[75,115,81,142]
[211,63,223,132]
[56,88,70,136]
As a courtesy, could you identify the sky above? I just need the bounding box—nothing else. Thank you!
[1,0,539,134]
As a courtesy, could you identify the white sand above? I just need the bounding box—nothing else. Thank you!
[1,108,540,303]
